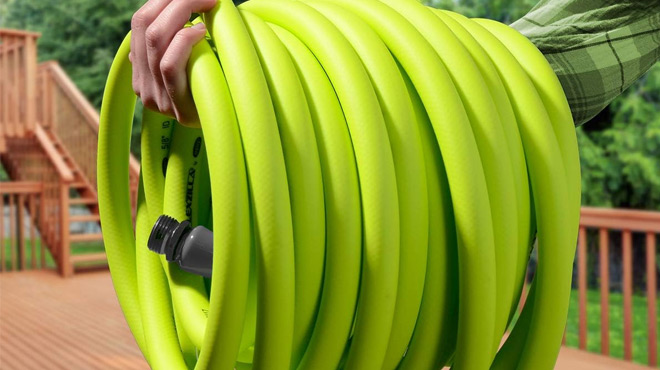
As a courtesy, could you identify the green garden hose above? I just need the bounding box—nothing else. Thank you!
[97,0,580,369]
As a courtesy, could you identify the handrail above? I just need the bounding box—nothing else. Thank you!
[581,207,660,233]
[34,125,74,182]
[0,181,43,193]
[43,61,100,132]
[0,28,41,38]
[41,61,141,180]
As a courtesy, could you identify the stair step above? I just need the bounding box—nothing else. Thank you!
[71,252,106,264]
[69,233,104,243]
[70,214,100,223]
[70,197,97,205]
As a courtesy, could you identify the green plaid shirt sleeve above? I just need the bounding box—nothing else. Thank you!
[510,0,660,126]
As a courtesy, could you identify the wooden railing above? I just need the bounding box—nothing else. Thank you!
[38,61,141,198]
[0,182,46,271]
[0,29,40,151]
[575,207,660,366]
[1,136,75,275]
[1,26,139,276]
[41,62,137,191]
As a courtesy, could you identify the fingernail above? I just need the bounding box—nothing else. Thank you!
[192,22,206,31]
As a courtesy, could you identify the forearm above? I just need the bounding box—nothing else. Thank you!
[511,0,660,125]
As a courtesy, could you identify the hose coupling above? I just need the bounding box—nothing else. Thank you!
[147,215,213,277]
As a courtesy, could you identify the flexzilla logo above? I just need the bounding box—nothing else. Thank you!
[193,137,202,158]
[186,136,202,220]
[186,167,196,220]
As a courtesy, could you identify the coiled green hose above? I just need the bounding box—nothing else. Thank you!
[97,0,580,369]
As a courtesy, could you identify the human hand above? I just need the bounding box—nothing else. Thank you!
[130,0,217,125]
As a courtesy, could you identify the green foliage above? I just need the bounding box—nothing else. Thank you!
[578,64,660,210]
[424,0,538,23]
[0,0,11,26]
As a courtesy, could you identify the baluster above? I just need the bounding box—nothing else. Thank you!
[9,193,16,271]
[40,189,46,268]
[578,226,588,350]
[29,194,37,269]
[623,229,633,361]
[599,228,610,355]
[647,232,657,366]
[17,193,25,270]
[0,193,4,271]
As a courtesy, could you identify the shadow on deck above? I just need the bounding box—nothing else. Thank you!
[0,270,651,369]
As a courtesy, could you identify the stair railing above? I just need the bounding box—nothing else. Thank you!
[0,181,45,271]
[39,61,140,201]
[2,27,139,276]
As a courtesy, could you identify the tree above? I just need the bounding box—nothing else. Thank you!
[578,63,660,210]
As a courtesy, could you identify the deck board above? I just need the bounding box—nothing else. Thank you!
[557,347,651,370]
[0,270,148,369]
[0,270,653,369]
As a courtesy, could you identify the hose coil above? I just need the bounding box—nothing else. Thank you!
[98,0,581,369]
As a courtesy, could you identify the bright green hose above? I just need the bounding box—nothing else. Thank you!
[98,0,580,369]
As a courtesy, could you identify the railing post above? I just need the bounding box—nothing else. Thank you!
[0,37,5,152]
[598,228,610,355]
[59,179,71,277]
[4,36,14,137]
[41,68,52,129]
[9,193,16,271]
[24,34,37,133]
[13,36,20,136]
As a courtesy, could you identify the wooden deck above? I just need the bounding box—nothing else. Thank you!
[0,270,147,369]
[0,270,652,369]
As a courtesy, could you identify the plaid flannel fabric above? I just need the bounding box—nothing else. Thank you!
[511,0,660,126]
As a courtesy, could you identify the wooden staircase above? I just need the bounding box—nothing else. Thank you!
[0,29,139,276]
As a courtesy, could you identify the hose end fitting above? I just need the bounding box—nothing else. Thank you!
[147,214,214,277]
[147,215,191,262]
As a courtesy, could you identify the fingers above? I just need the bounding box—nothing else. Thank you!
[161,23,208,125]
[130,0,217,123]
[131,0,170,106]
[145,0,216,76]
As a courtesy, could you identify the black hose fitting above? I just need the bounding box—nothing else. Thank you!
[147,215,214,278]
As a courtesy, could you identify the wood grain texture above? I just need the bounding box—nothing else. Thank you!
[0,271,148,370]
